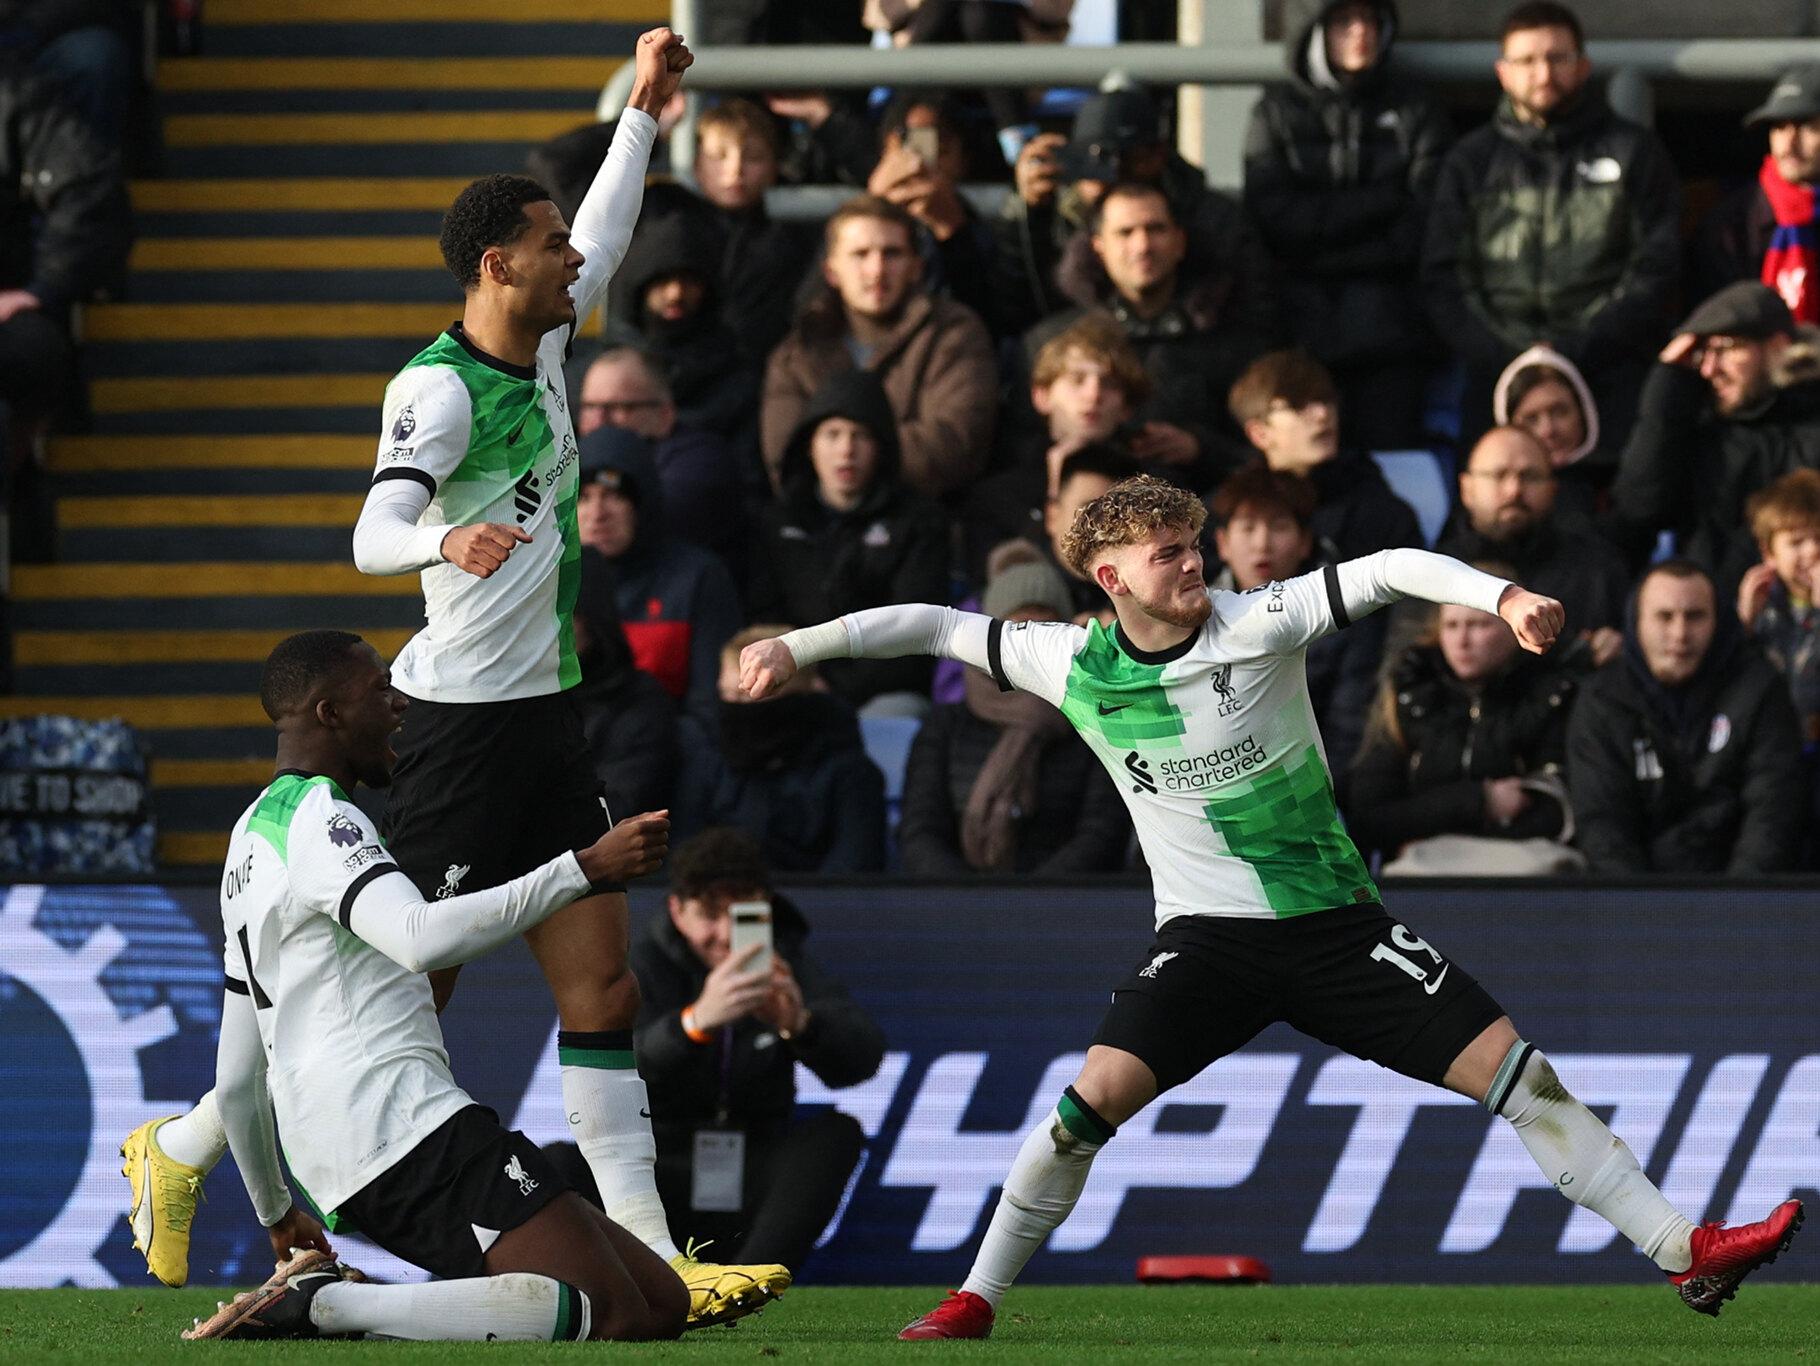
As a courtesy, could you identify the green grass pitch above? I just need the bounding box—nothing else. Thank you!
[2,1284,1818,1363]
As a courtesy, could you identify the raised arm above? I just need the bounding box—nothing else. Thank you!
[1337,548,1562,654]
[741,604,992,699]
[567,29,692,325]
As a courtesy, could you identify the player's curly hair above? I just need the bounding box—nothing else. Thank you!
[260,629,366,722]
[440,174,553,290]
[1059,474,1207,579]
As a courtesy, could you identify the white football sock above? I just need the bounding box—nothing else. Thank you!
[558,1032,682,1263]
[309,1274,590,1341]
[1490,1042,1695,1273]
[959,1091,1111,1307]
[154,1090,227,1171]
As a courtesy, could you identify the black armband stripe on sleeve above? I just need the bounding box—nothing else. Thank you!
[1323,562,1351,631]
[986,618,1012,692]
[338,863,402,930]
[373,467,437,495]
[223,976,249,996]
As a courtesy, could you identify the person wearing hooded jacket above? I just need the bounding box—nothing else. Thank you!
[1491,342,1609,524]
[1566,559,1805,874]
[548,827,884,1272]
[1421,2,1680,452]
[608,208,761,446]
[571,550,680,818]
[1243,0,1450,451]
[747,368,951,712]
[576,423,744,732]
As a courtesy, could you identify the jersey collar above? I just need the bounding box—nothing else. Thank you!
[271,768,351,802]
[447,323,537,381]
[1114,619,1203,666]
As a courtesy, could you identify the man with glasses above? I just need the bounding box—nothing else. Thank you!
[1612,280,1820,584]
[1440,426,1628,666]
[1422,1,1680,451]
[575,346,744,571]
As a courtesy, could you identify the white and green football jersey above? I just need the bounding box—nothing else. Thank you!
[220,773,471,1220]
[986,567,1389,924]
[364,111,654,704]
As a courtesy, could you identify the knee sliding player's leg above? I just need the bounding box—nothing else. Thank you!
[309,1274,592,1342]
[558,1030,680,1263]
[959,1087,1113,1307]
[1488,1041,1693,1272]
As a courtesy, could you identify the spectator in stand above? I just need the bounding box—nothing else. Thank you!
[674,625,887,872]
[0,60,130,559]
[899,556,1129,875]
[1567,559,1806,874]
[577,425,744,731]
[1610,281,1820,583]
[1422,1,1680,451]
[1348,577,1583,873]
[746,369,950,715]
[1030,181,1271,488]
[1738,469,1820,749]
[1244,0,1451,450]
[1690,65,1820,319]
[572,551,679,817]
[762,195,999,499]
[0,3,135,145]
[576,347,746,569]
[610,211,759,447]
[1227,350,1421,561]
[1491,343,1608,522]
[553,827,883,1273]
[962,313,1148,577]
[868,0,1071,134]
[1440,425,1628,665]
[866,93,1005,334]
[1209,463,1386,785]
[689,98,819,365]
[991,84,1281,345]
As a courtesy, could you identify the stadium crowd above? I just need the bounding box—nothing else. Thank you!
[529,0,1820,879]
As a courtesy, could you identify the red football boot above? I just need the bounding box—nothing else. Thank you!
[1669,1199,1804,1316]
[898,1289,995,1340]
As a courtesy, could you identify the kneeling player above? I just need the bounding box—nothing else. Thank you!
[739,476,1802,1337]
[159,631,685,1341]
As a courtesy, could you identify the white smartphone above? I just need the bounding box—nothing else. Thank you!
[728,900,773,976]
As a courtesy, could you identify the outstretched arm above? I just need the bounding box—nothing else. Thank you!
[741,604,993,699]
[567,28,692,324]
[1340,548,1563,654]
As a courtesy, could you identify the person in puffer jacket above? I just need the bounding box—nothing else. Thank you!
[1244,0,1451,450]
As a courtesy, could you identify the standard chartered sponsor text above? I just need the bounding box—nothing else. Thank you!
[1158,735,1269,789]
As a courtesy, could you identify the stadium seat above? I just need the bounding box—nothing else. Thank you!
[860,713,923,855]
[1371,450,1454,548]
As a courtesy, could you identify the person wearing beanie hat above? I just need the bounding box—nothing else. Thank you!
[577,422,744,731]
[1691,64,1820,320]
[898,559,1128,876]
[1244,0,1451,450]
[746,368,950,714]
[1611,279,1820,580]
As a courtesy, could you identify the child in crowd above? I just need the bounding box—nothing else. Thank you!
[1738,468,1820,745]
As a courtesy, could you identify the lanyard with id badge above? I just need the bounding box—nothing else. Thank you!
[692,900,772,1213]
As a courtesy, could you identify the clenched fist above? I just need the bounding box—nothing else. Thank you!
[442,522,531,578]
[738,638,798,700]
[580,810,670,883]
[1497,585,1565,654]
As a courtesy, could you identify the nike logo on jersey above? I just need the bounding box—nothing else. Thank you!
[507,419,525,446]
[639,1108,652,1118]
[1098,701,1132,715]
[1422,963,1450,995]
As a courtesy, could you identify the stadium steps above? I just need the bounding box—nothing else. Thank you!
[12,0,661,867]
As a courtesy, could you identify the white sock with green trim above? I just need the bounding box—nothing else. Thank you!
[558,1030,682,1262]
[959,1088,1113,1308]
[1489,1041,1695,1273]
[154,1090,227,1171]
[309,1274,590,1341]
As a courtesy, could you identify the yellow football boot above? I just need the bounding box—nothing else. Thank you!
[121,1116,207,1287]
[669,1240,791,1328]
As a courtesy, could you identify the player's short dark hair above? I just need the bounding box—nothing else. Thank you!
[1501,1,1583,51]
[440,174,554,290]
[1210,461,1317,530]
[1054,445,1142,496]
[260,630,366,722]
[670,827,771,901]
